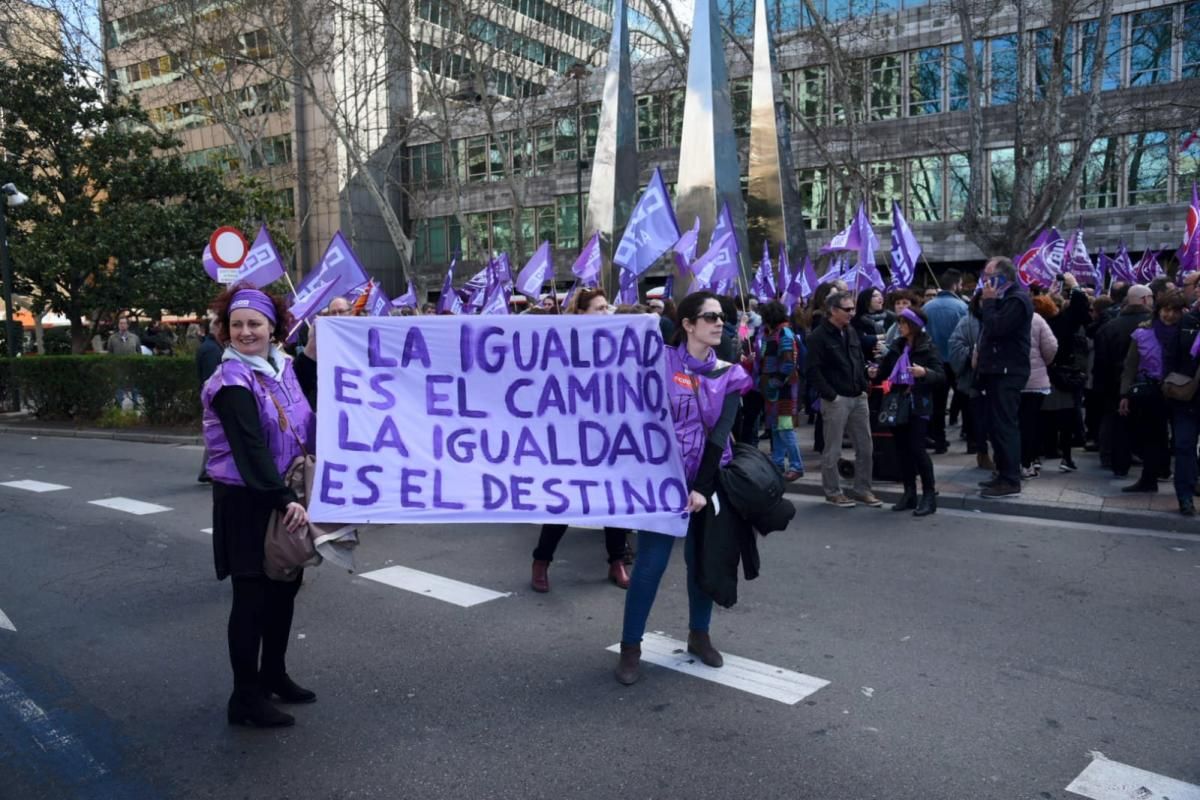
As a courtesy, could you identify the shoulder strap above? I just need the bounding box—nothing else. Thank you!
[255,373,308,458]
[690,378,740,448]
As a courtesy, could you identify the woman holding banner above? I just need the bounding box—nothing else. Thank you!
[530,287,632,592]
[202,283,316,728]
[615,291,753,686]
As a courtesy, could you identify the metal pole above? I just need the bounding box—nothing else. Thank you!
[0,201,20,412]
[574,73,584,264]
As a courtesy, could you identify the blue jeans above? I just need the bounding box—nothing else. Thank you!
[620,524,711,645]
[771,428,803,471]
[1172,404,1199,503]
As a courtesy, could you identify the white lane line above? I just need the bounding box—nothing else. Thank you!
[0,480,69,493]
[359,566,510,607]
[201,528,213,535]
[87,497,171,516]
[0,669,108,779]
[1066,752,1200,800]
[0,607,14,632]
[606,633,830,705]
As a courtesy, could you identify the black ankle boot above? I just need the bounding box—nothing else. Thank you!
[913,491,937,517]
[892,486,917,511]
[261,673,316,704]
[227,687,295,727]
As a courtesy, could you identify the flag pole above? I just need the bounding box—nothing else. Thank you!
[919,252,940,289]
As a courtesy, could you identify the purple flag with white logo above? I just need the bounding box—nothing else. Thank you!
[1063,228,1097,285]
[290,232,370,324]
[392,282,419,309]
[613,167,680,277]
[572,232,602,287]
[889,202,920,289]
[515,241,554,299]
[778,246,792,299]
[617,268,640,304]
[437,256,462,315]
[493,252,513,286]
[364,281,391,317]
[1178,184,1200,278]
[1015,228,1065,287]
[1133,250,1163,283]
[752,241,776,302]
[204,225,288,287]
[690,234,740,291]
[1110,242,1135,284]
[821,202,879,272]
[479,263,510,315]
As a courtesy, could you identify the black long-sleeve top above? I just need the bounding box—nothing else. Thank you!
[211,386,298,512]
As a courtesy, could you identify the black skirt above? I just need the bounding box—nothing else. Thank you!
[212,481,275,580]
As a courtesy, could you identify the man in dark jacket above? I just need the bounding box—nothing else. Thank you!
[976,257,1033,498]
[805,291,879,509]
[195,317,223,482]
[1092,285,1153,476]
[1166,273,1200,514]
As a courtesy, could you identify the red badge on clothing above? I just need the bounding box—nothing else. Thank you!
[673,372,698,390]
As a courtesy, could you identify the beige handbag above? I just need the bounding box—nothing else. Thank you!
[1162,366,1200,402]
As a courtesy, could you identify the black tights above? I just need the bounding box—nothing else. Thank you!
[229,573,302,688]
[893,416,935,494]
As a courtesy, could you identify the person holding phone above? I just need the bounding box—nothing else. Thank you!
[976,258,1034,498]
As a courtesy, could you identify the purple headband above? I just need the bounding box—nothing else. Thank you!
[229,289,276,325]
[899,307,925,330]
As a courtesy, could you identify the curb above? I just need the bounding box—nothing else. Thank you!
[0,424,202,446]
[784,481,1200,536]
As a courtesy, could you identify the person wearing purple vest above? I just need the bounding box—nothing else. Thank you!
[1118,289,1184,495]
[202,283,316,728]
[614,291,753,686]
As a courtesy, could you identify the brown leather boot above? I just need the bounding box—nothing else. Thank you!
[687,630,724,668]
[531,560,550,593]
[615,643,641,685]
[608,560,629,589]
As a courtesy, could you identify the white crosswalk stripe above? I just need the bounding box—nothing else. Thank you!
[0,607,14,632]
[1066,753,1200,800]
[606,633,830,704]
[201,528,212,535]
[360,566,510,607]
[87,497,171,516]
[1,480,69,493]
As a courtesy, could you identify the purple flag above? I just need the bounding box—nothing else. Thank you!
[364,281,391,317]
[392,282,419,309]
[889,202,920,289]
[798,257,819,303]
[816,259,844,286]
[752,241,776,302]
[290,232,370,324]
[479,264,510,315]
[572,232,602,287]
[617,272,639,304]
[494,252,513,286]
[821,202,879,271]
[437,256,462,315]
[690,234,740,291]
[460,264,492,312]
[613,167,680,276]
[887,347,914,386]
[1063,228,1097,285]
[1110,242,1135,284]
[1178,184,1200,278]
[515,241,554,298]
[662,275,675,300]
[1133,250,1163,283]
[673,216,701,278]
[1016,228,1065,287]
[203,225,287,287]
[778,246,792,299]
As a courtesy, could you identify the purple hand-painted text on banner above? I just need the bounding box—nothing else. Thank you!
[309,316,690,536]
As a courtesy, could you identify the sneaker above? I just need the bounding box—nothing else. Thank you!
[1058,459,1077,472]
[1020,466,1038,480]
[782,469,802,482]
[850,490,883,507]
[980,480,1020,498]
[826,494,856,508]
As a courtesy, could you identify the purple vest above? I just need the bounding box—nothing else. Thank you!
[1131,327,1164,381]
[665,345,753,483]
[201,359,315,486]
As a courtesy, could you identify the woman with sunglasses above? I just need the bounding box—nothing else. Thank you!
[528,287,632,592]
[614,291,753,685]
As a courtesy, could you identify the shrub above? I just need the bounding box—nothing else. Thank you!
[0,355,201,424]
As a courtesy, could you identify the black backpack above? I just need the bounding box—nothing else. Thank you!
[719,444,796,535]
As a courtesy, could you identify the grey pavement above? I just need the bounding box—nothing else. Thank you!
[0,432,1197,799]
[784,423,1200,535]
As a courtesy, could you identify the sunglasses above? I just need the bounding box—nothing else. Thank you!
[836,306,855,313]
[695,312,726,324]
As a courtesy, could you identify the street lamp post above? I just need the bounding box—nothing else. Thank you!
[1,183,29,412]
[566,63,590,254]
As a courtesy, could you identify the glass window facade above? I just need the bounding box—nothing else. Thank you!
[989,36,1018,106]
[869,161,902,225]
[989,147,1015,218]
[1078,137,1120,210]
[1126,131,1169,205]
[1129,9,1173,86]
[1034,27,1072,97]
[1185,2,1200,79]
[1080,17,1122,92]
[908,48,943,116]
[947,154,970,219]
[948,42,982,112]
[793,66,828,127]
[637,93,666,151]
[907,156,943,222]
[798,168,829,230]
[556,195,579,250]
[869,55,901,120]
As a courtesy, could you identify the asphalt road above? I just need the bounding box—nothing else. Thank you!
[0,432,1197,800]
